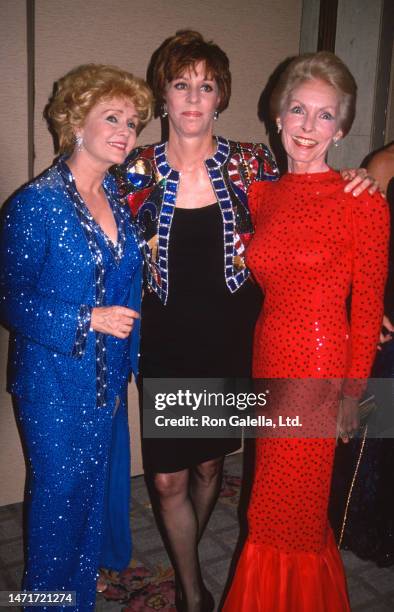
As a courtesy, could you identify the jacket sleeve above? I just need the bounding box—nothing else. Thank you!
[0,188,92,357]
[343,191,390,397]
[252,142,280,182]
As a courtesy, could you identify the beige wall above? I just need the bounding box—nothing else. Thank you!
[328,0,384,169]
[0,0,28,202]
[386,41,394,143]
[0,0,29,506]
[33,0,302,173]
[0,0,302,506]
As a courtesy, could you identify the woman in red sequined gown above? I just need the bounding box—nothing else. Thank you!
[223,52,389,611]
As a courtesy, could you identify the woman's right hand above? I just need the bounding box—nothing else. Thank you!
[90,306,140,339]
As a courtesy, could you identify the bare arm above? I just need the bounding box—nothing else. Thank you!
[366,150,394,194]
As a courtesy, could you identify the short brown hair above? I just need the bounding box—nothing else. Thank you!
[270,51,357,136]
[148,30,231,115]
[46,64,153,153]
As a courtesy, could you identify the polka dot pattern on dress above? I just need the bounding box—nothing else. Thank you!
[223,169,389,611]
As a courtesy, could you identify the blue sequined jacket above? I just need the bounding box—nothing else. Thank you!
[0,160,142,408]
[113,137,278,304]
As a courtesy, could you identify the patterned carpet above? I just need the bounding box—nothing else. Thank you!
[1,454,394,611]
[97,469,241,611]
[99,565,176,610]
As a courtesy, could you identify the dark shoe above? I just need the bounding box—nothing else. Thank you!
[175,588,215,612]
[202,588,215,612]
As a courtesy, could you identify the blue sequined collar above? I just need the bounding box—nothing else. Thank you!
[57,157,125,263]
[57,156,129,408]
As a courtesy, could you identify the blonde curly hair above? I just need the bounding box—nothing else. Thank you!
[46,64,153,153]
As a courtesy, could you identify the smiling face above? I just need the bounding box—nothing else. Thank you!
[76,96,139,169]
[164,61,220,139]
[278,78,343,174]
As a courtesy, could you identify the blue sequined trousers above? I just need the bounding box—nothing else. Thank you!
[0,159,142,611]
[16,397,130,610]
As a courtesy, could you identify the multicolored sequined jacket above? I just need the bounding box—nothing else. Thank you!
[0,159,142,408]
[114,136,278,304]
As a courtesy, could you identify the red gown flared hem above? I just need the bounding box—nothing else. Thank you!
[223,528,350,611]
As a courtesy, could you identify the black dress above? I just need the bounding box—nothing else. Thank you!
[140,203,263,473]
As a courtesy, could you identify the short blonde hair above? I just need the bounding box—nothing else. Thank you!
[46,64,153,153]
[270,51,357,136]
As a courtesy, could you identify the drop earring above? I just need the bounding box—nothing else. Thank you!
[75,135,84,152]
[161,104,168,118]
[213,110,219,121]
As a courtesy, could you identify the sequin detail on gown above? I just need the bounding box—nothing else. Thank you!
[223,170,389,611]
[0,160,142,611]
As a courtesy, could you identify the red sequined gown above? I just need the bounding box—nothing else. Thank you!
[223,170,389,611]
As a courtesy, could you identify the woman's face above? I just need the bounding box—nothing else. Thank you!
[76,97,139,168]
[165,61,220,139]
[279,78,343,173]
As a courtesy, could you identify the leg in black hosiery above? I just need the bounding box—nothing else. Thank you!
[190,456,224,540]
[151,469,205,612]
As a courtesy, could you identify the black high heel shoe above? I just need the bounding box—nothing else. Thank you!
[174,576,183,611]
[174,586,215,612]
[202,588,215,612]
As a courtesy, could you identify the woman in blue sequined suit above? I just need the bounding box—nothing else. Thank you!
[0,64,152,611]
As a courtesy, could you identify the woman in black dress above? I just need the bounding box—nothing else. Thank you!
[115,30,278,611]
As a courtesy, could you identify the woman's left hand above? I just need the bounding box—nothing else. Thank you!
[337,396,360,443]
[378,314,394,347]
[341,168,381,197]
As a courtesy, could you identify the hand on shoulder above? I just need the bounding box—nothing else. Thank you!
[341,167,381,197]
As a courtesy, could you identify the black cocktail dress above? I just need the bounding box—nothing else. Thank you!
[140,203,262,473]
